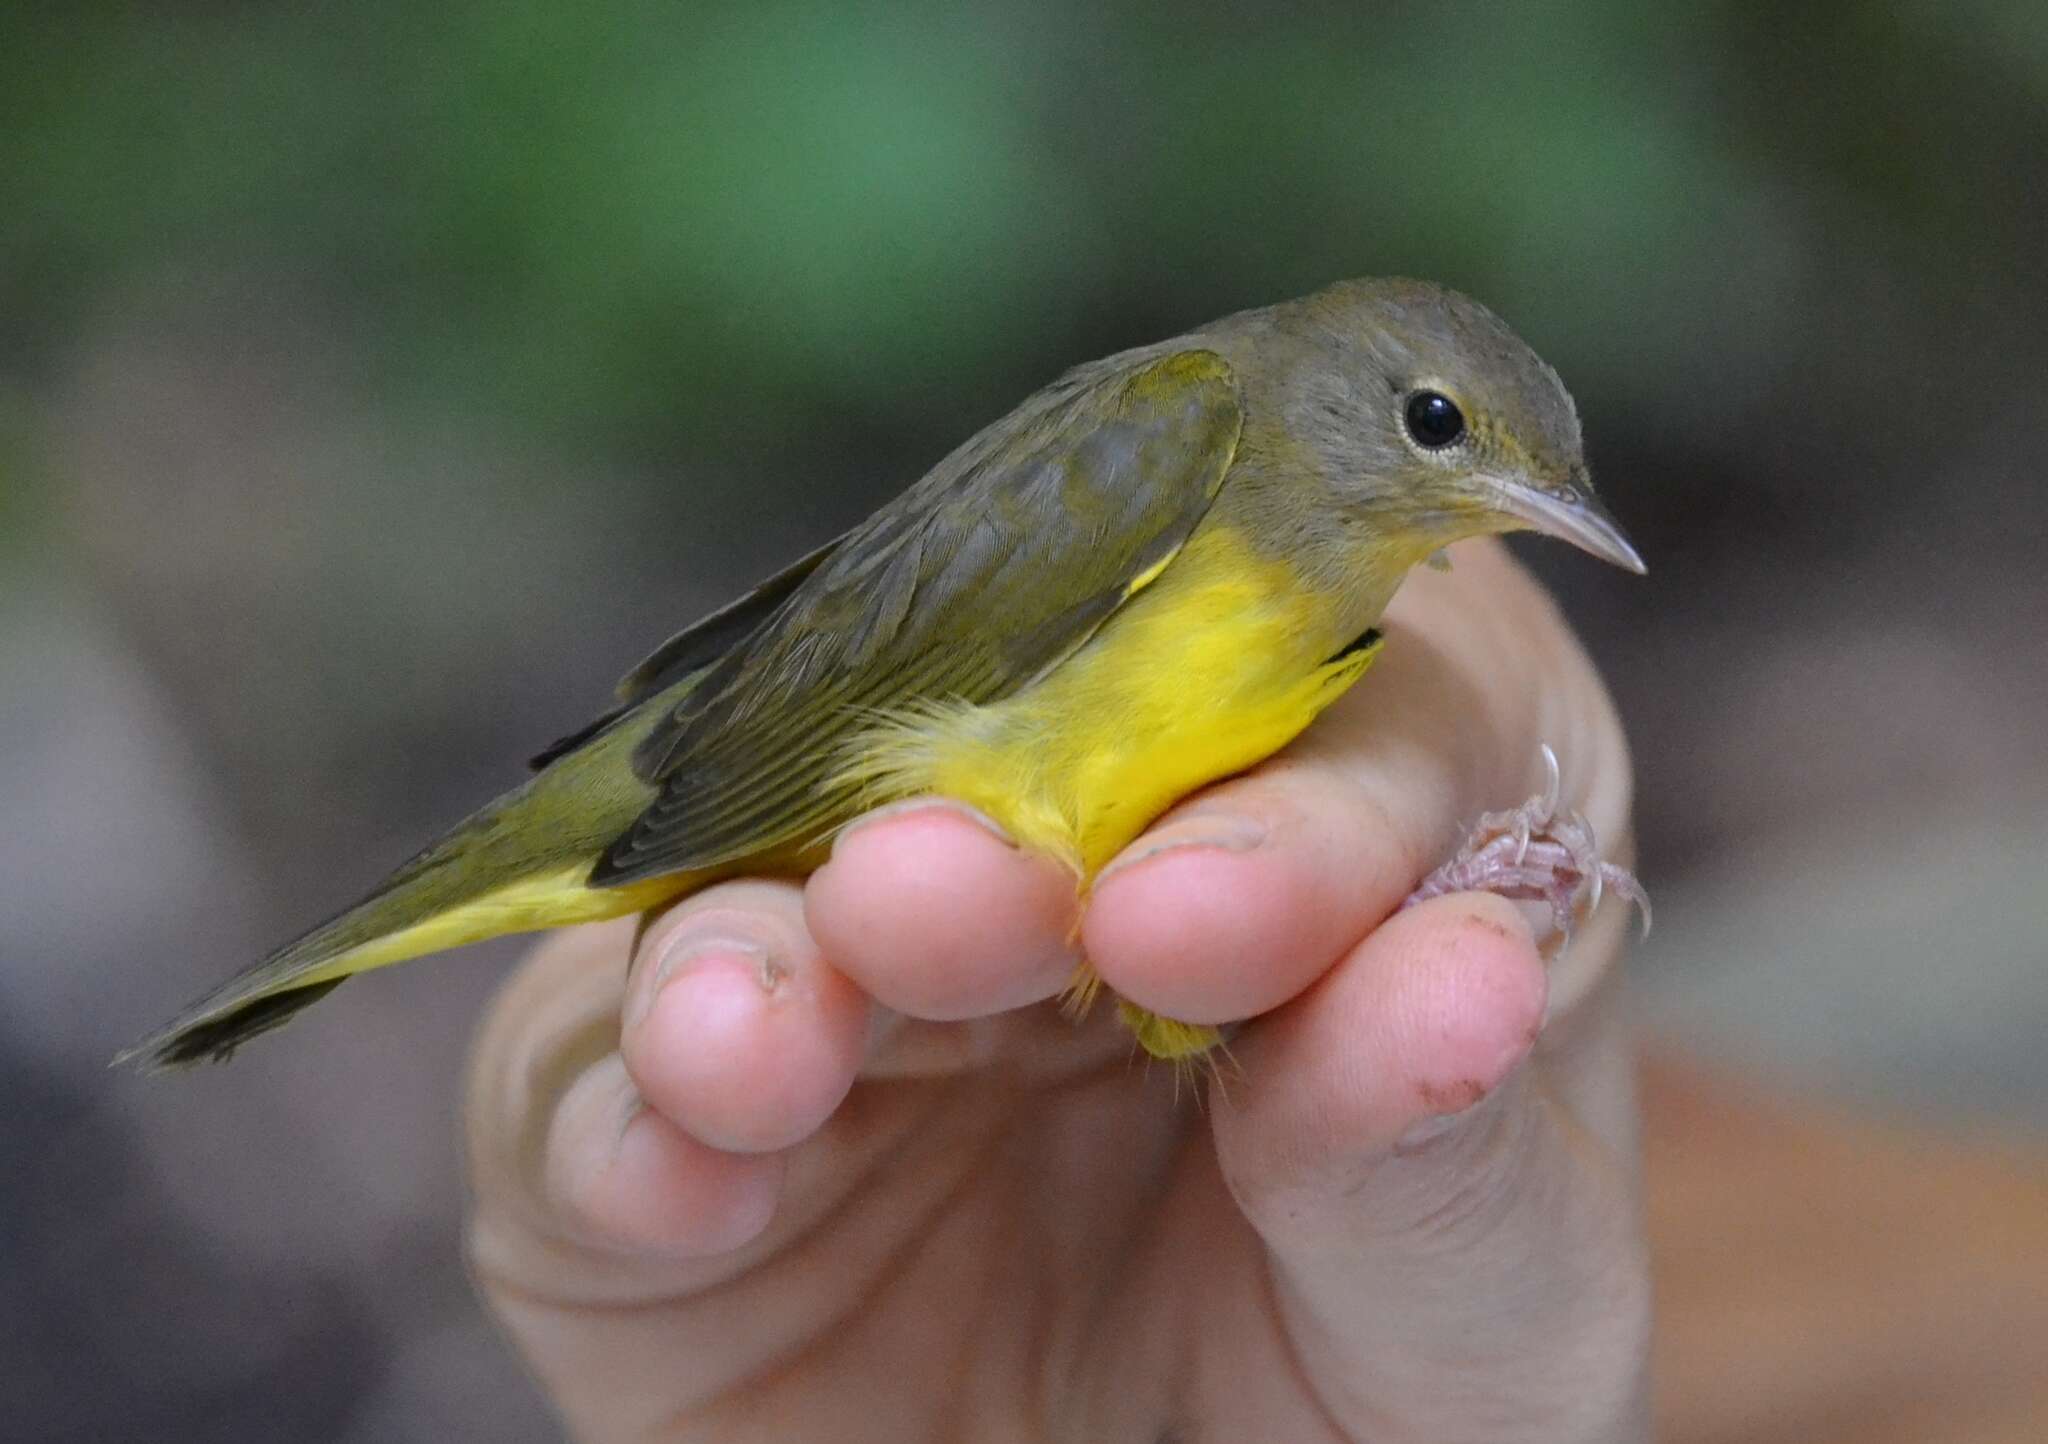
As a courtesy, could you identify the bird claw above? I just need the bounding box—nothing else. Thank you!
[1401,745,1650,946]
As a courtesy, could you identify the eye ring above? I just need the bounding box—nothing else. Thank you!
[1404,390,1466,449]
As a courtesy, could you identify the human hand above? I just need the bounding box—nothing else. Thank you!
[465,539,1649,1442]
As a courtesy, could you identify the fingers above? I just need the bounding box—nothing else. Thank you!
[1078,711,1513,1027]
[622,879,869,1155]
[468,877,875,1270]
[1085,540,1633,1028]
[470,812,1088,1270]
[471,798,1104,1273]
[1211,893,1650,1437]
[1212,893,1550,1197]
[466,918,790,1271]
[545,1050,786,1258]
[1081,759,1434,1026]
[805,800,1081,1019]
[799,543,1628,1040]
[468,540,1634,1277]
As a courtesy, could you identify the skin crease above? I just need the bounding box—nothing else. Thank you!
[464,541,1651,1442]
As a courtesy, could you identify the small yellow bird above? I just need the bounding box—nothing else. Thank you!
[123,278,1642,1070]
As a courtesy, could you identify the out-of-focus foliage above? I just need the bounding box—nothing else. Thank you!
[11,2,2042,467]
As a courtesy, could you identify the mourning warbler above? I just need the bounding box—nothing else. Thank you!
[122,277,1642,1070]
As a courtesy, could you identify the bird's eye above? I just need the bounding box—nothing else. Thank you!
[1404,390,1465,449]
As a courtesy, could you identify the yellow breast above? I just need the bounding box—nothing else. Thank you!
[838,524,1383,877]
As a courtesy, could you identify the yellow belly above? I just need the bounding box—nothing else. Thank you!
[840,524,1382,878]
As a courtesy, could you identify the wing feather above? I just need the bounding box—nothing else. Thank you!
[589,348,1242,884]
[527,536,843,770]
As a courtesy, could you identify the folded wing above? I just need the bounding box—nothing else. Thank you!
[589,347,1243,885]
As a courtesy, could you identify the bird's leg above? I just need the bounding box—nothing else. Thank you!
[1402,745,1651,948]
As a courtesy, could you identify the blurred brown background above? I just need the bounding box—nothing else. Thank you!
[4,3,2045,1439]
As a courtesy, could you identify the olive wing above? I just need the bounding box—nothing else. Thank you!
[590,348,1242,885]
[527,536,843,770]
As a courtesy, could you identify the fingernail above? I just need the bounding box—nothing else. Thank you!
[1097,812,1267,884]
[625,933,770,1034]
[831,797,1016,855]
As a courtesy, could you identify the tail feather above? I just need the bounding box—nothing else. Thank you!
[131,980,348,1069]
[119,672,687,1071]
[118,851,677,1070]
[112,850,465,1071]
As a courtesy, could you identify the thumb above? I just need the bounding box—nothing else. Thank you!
[1210,894,1650,1441]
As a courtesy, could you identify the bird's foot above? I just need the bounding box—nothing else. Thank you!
[1402,745,1650,946]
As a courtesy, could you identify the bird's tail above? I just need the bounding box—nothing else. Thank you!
[124,974,350,1070]
[116,775,672,1070]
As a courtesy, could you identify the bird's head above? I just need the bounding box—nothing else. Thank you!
[1259,278,1643,575]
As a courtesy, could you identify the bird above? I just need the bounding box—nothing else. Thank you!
[120,277,1644,1071]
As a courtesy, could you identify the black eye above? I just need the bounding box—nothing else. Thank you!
[1404,390,1465,449]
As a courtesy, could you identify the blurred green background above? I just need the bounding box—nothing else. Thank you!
[4,3,2045,1439]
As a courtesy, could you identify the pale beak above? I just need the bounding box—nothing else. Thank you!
[1491,474,1646,575]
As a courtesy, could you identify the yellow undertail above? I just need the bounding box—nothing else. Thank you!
[289,865,679,989]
